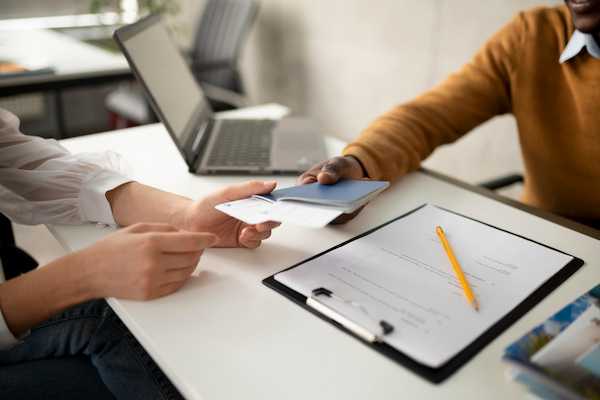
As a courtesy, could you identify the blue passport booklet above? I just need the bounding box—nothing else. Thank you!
[254,179,390,213]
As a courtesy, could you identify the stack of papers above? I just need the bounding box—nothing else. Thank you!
[216,180,389,228]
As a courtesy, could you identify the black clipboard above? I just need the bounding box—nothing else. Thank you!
[262,204,585,383]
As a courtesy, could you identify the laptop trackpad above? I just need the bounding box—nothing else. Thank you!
[272,117,327,171]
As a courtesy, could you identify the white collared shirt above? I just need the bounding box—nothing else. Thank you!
[559,30,600,63]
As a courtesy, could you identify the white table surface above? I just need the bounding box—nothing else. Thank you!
[50,123,600,400]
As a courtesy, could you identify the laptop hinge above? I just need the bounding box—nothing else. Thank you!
[191,119,214,171]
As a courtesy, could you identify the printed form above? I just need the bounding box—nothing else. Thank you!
[275,204,574,368]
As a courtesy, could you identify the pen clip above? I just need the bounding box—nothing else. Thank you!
[306,288,394,343]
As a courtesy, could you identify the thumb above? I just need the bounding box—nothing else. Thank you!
[223,180,277,201]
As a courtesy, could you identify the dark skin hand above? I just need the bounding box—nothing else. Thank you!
[296,155,370,223]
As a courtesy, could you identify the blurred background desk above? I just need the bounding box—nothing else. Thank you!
[0,28,130,94]
[49,123,600,400]
[0,28,131,138]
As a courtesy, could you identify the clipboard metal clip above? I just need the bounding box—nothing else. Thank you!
[306,288,394,343]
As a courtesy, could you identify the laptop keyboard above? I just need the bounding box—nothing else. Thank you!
[206,119,276,167]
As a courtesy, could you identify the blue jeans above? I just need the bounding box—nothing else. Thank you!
[0,299,184,400]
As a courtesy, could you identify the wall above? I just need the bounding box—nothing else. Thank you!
[180,0,563,185]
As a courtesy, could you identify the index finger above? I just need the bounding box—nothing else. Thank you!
[315,156,362,184]
[146,231,219,254]
[296,157,349,186]
[296,162,326,185]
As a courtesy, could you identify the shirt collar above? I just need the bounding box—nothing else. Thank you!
[559,30,600,63]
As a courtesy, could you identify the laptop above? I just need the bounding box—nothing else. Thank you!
[113,13,327,174]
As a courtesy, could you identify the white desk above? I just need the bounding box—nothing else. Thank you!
[51,123,600,400]
[0,28,130,93]
[0,28,132,138]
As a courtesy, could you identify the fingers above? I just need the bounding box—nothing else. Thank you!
[143,263,199,293]
[134,268,195,300]
[256,221,282,232]
[90,224,220,301]
[296,156,366,186]
[155,250,204,271]
[238,221,281,248]
[295,161,325,185]
[316,156,354,184]
[123,223,219,250]
[162,264,199,286]
[152,281,189,299]
[218,180,277,202]
[125,222,180,234]
[194,180,277,216]
[329,205,366,224]
[128,256,200,301]
[152,230,219,253]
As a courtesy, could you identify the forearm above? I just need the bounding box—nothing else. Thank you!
[343,24,515,183]
[0,252,95,337]
[106,181,191,228]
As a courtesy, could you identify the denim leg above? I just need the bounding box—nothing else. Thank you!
[0,299,184,400]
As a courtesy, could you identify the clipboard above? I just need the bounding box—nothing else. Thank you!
[262,204,584,383]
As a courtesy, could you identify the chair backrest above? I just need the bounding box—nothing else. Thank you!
[191,0,258,95]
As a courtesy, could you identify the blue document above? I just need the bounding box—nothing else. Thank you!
[255,180,390,213]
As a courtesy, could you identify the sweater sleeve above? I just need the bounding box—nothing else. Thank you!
[342,12,526,182]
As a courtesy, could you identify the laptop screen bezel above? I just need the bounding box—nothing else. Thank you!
[112,13,213,168]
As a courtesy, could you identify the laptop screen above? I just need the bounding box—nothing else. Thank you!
[114,14,212,161]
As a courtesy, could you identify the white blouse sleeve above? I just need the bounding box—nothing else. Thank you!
[0,108,136,349]
[0,107,134,226]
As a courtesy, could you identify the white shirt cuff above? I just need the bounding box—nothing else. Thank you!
[81,171,133,226]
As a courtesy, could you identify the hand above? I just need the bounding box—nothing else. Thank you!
[177,180,281,248]
[77,223,217,300]
[0,222,215,335]
[296,156,367,186]
[296,156,369,224]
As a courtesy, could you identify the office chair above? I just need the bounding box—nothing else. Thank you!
[106,0,258,127]
[191,0,258,111]
[0,213,116,399]
[479,173,523,191]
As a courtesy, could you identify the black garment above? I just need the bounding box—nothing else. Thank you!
[0,213,37,280]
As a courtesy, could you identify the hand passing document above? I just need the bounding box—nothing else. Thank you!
[216,180,389,228]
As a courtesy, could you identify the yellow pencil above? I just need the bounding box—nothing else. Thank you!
[436,226,479,311]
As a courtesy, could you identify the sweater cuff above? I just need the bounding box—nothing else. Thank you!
[342,145,383,181]
[81,171,133,226]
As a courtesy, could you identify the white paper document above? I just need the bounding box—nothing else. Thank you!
[274,204,575,368]
[215,198,343,228]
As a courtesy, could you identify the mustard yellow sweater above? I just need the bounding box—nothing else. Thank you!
[342,5,600,226]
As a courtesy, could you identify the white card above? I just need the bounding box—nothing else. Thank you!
[215,198,343,228]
